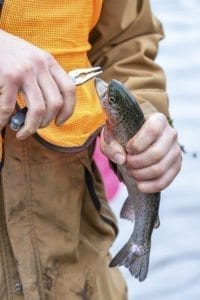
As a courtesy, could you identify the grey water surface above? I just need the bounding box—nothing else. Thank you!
[110,1,200,299]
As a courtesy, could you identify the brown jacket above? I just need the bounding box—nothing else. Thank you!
[0,1,169,299]
[90,0,169,117]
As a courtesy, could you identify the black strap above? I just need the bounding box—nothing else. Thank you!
[85,167,118,236]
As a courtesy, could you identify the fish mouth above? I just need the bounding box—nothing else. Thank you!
[95,78,108,101]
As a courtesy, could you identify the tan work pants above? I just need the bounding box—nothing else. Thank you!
[0,127,127,299]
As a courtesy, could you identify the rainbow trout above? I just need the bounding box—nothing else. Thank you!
[95,78,160,282]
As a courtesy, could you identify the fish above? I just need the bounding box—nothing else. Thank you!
[95,78,160,282]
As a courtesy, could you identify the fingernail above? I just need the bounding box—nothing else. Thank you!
[112,153,125,165]
[16,134,26,140]
[56,120,65,126]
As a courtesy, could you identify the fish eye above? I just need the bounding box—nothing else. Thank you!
[108,96,116,105]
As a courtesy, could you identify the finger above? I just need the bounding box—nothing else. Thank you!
[126,126,178,169]
[49,63,76,125]
[128,143,182,181]
[16,79,45,139]
[100,128,126,165]
[126,113,167,155]
[135,158,182,193]
[37,72,63,127]
[0,83,18,130]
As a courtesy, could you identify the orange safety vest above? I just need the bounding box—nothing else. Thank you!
[0,0,105,158]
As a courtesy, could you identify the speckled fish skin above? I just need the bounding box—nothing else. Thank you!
[95,78,160,282]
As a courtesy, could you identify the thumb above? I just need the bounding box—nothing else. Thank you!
[100,128,126,165]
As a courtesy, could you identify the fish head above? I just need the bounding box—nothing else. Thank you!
[108,80,145,135]
[95,78,145,144]
[95,78,121,127]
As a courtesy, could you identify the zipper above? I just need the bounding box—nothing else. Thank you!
[85,167,118,236]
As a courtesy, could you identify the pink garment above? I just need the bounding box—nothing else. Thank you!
[93,138,120,201]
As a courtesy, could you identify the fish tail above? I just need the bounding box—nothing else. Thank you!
[109,242,150,282]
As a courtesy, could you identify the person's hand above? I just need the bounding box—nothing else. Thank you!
[100,112,182,193]
[0,29,76,139]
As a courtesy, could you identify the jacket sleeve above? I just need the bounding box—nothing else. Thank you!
[89,0,170,118]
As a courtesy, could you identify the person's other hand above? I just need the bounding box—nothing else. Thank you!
[0,30,76,139]
[100,112,182,193]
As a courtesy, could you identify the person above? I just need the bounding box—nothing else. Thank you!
[0,1,182,299]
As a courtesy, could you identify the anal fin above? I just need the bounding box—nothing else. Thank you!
[154,216,160,229]
[120,196,135,222]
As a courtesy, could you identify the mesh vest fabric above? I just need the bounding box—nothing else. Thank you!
[0,0,105,161]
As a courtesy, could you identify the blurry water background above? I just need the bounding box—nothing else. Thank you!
[110,1,200,299]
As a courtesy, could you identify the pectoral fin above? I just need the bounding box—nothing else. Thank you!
[103,123,114,144]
